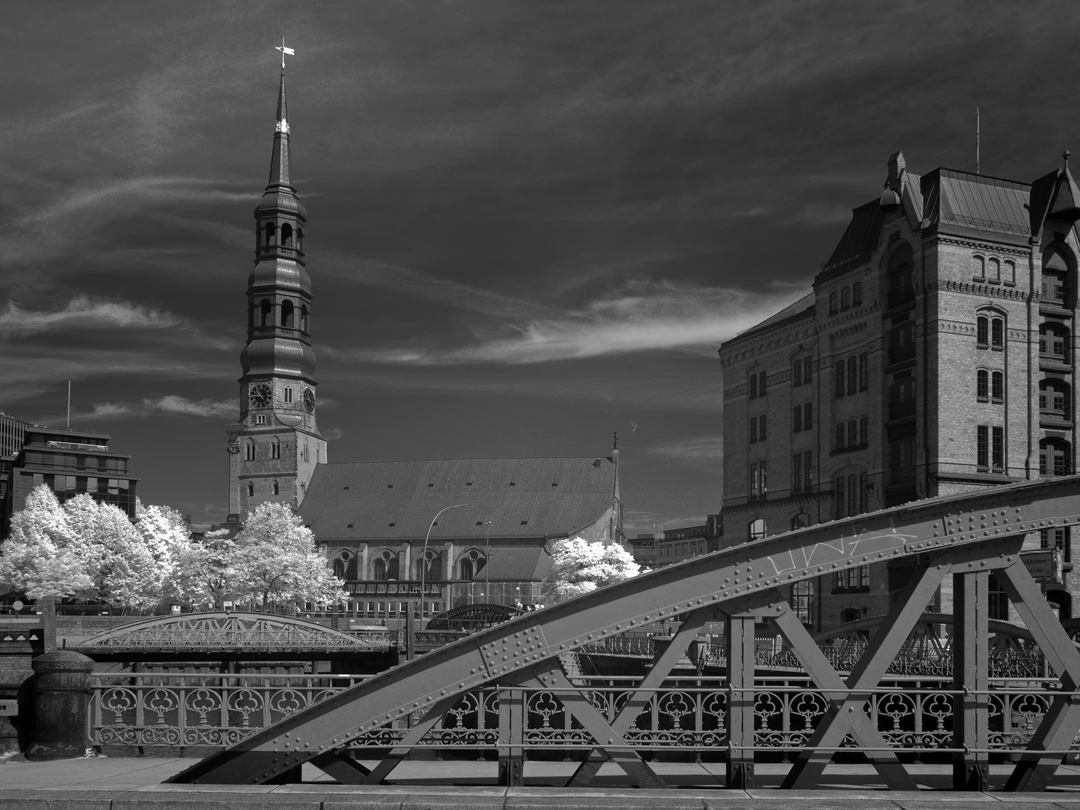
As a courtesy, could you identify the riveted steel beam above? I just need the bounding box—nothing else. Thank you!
[167,476,1080,786]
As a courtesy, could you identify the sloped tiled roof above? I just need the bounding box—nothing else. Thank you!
[923,168,1030,239]
[300,457,618,543]
[481,545,553,581]
[725,292,815,345]
[821,199,886,277]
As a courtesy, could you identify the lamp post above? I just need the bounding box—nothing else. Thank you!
[419,503,465,624]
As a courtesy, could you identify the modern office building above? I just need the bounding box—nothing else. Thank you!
[1,425,139,537]
[717,151,1080,630]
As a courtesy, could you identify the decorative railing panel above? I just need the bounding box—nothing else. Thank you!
[91,673,1068,755]
[89,674,366,750]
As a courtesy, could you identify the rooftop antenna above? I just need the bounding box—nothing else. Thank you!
[66,381,71,428]
[975,107,980,175]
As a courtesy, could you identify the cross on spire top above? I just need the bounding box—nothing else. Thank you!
[276,36,295,71]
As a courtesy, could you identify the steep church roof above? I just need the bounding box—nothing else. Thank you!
[299,456,620,543]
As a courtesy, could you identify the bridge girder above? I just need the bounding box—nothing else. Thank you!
[168,477,1080,789]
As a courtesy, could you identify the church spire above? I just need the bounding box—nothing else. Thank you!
[228,40,325,521]
[269,39,293,190]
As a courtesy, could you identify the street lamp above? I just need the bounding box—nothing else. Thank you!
[419,503,465,622]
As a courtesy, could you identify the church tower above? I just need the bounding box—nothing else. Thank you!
[226,52,326,521]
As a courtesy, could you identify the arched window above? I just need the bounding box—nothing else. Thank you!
[281,300,294,328]
[859,416,868,446]
[852,281,863,306]
[332,552,357,581]
[848,419,858,448]
[271,438,280,459]
[846,356,857,395]
[829,291,838,314]
[1040,323,1069,362]
[245,441,256,461]
[260,299,272,327]
[1003,260,1016,285]
[246,481,254,497]
[835,422,845,451]
[977,369,989,401]
[840,607,863,624]
[1040,379,1070,420]
[280,223,293,246]
[300,305,309,333]
[887,242,913,305]
[841,286,851,310]
[987,257,1000,283]
[972,255,985,281]
[458,548,487,580]
[373,550,399,581]
[284,386,293,404]
[976,309,1005,350]
[264,222,275,247]
[414,549,442,580]
[272,480,279,496]
[1040,438,1071,477]
[748,518,767,540]
[804,356,813,382]
[1043,247,1070,306]
[835,359,845,398]
[992,370,1004,403]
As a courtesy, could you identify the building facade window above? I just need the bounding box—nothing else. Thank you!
[859,416,868,446]
[1040,438,1071,477]
[972,255,985,281]
[977,425,1005,472]
[853,281,863,306]
[748,518,767,540]
[992,371,1004,403]
[1040,380,1069,419]
[1043,247,1070,306]
[835,359,845,398]
[803,356,813,383]
[792,405,802,432]
[791,512,812,530]
[1040,324,1069,361]
[803,402,812,429]
[988,257,1000,283]
[748,369,767,399]
[829,291,838,314]
[847,356,857,395]
[792,451,813,493]
[750,415,766,442]
[835,422,845,451]
[792,579,815,626]
[245,441,256,461]
[841,286,851,310]
[1041,527,1072,564]
[835,565,869,591]
[749,462,767,499]
[977,369,988,401]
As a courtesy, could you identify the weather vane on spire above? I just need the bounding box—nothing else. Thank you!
[276,36,295,71]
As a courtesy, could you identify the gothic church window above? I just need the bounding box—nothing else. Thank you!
[459,548,486,580]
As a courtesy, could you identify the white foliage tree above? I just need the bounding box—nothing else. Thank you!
[175,527,236,610]
[229,502,346,610]
[134,501,193,604]
[62,493,160,610]
[541,536,640,604]
[0,486,93,601]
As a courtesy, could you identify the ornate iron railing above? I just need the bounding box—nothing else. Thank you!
[88,673,368,750]
[88,672,1062,755]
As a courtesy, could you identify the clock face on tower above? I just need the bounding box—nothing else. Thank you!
[303,388,316,413]
[250,383,272,408]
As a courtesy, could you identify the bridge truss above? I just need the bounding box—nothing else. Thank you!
[169,477,1080,790]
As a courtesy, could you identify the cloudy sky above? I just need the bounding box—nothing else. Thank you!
[4,1,1080,533]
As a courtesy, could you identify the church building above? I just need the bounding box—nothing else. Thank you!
[224,55,623,615]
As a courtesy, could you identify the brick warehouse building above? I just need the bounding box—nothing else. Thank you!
[717,150,1080,632]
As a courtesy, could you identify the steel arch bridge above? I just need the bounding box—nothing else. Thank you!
[76,611,396,663]
[170,476,1080,791]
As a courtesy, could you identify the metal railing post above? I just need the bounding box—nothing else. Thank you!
[726,611,756,788]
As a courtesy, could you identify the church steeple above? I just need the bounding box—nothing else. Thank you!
[227,42,326,521]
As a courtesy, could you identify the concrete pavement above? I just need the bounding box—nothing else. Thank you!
[5,756,1080,808]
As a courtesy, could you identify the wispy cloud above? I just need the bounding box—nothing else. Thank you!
[78,396,234,421]
[410,280,806,364]
[647,435,724,462]
[0,296,186,337]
